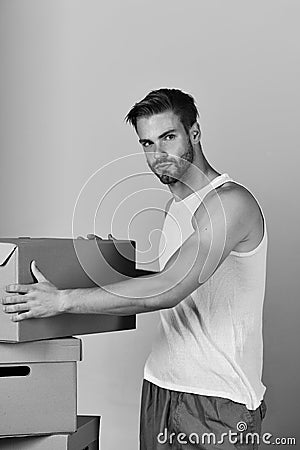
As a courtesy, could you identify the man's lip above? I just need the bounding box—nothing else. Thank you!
[156,162,172,168]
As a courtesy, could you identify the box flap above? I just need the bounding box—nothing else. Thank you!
[0,243,17,266]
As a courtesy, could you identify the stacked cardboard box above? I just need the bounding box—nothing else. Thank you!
[0,237,143,342]
[0,338,81,437]
[0,416,101,449]
[0,237,153,448]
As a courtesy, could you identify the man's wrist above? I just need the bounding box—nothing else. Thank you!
[58,289,71,314]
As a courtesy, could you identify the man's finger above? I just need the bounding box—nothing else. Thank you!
[31,260,48,283]
[11,311,33,322]
[2,295,28,305]
[87,234,103,240]
[3,302,30,314]
[5,284,31,294]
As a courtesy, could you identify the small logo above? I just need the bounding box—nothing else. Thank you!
[236,421,247,432]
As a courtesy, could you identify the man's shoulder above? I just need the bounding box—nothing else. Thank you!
[217,181,259,210]
[193,181,262,235]
[219,182,263,222]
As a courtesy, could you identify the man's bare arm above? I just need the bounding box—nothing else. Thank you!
[60,186,252,315]
[3,186,253,320]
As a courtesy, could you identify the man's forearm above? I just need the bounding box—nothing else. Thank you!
[60,272,177,315]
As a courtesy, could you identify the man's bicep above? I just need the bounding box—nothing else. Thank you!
[162,209,227,294]
[161,190,250,303]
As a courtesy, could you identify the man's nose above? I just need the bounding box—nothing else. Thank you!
[153,142,167,160]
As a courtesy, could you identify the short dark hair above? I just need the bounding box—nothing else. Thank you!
[125,88,199,134]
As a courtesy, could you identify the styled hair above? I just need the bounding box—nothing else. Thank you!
[125,88,199,134]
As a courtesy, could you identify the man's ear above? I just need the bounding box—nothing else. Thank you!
[189,122,201,144]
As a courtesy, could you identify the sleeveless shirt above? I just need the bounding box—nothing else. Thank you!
[144,173,268,410]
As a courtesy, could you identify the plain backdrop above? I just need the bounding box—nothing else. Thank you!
[0,1,299,449]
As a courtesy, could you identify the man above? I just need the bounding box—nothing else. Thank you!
[2,88,267,449]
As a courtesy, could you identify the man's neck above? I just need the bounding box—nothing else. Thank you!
[168,152,221,202]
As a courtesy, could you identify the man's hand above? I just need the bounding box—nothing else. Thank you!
[2,261,63,322]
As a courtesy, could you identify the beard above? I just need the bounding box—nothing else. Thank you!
[150,138,194,185]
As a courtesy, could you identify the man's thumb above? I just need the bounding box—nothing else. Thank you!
[31,260,47,283]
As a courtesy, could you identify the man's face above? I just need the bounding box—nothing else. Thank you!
[136,111,194,185]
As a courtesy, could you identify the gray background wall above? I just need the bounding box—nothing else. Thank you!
[0,1,299,449]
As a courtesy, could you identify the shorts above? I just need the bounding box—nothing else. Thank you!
[139,379,267,450]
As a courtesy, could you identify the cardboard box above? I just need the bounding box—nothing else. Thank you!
[0,237,153,342]
[0,415,100,449]
[0,338,82,437]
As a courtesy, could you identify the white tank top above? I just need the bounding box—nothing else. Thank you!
[144,173,268,410]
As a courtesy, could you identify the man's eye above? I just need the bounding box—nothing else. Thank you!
[165,134,176,141]
[142,142,152,148]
